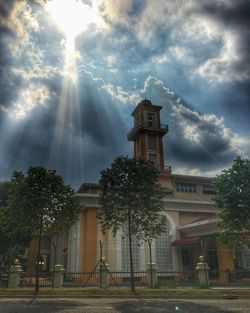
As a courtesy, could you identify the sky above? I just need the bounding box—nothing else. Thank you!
[0,0,249,189]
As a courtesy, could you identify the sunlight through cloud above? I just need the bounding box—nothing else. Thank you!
[45,0,102,55]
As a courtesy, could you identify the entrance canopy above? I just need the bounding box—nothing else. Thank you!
[171,236,200,247]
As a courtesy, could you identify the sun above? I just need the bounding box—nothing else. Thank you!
[45,0,102,54]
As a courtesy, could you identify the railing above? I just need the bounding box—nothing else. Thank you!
[108,271,147,288]
[0,272,8,288]
[164,166,172,174]
[209,270,250,287]
[127,123,168,139]
[19,271,52,288]
[3,269,250,289]
[157,271,198,288]
[63,271,99,287]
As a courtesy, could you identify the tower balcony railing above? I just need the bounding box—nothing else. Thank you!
[127,123,168,140]
[164,165,172,174]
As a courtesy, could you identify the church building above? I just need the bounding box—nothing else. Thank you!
[28,99,250,274]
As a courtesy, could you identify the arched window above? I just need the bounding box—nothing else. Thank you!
[154,217,173,271]
[121,235,142,271]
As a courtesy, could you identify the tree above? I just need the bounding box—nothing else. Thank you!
[0,181,31,268]
[3,167,81,292]
[98,156,167,291]
[214,157,250,246]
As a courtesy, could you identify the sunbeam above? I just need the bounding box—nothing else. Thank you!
[45,0,102,56]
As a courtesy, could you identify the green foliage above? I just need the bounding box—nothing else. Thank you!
[214,156,250,245]
[7,167,81,237]
[0,181,31,262]
[0,181,12,207]
[98,156,167,241]
[0,167,81,259]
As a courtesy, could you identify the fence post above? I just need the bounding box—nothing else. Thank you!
[99,261,110,289]
[53,265,65,288]
[147,263,158,288]
[195,256,210,288]
[8,265,22,288]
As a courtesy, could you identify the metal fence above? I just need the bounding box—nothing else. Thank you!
[1,269,250,289]
[209,270,250,287]
[0,272,8,288]
[63,272,99,287]
[108,271,147,288]
[157,271,198,288]
[19,272,52,288]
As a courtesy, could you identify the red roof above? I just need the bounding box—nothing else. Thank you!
[171,236,200,247]
[182,214,215,226]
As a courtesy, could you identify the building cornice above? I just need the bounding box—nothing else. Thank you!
[76,192,219,213]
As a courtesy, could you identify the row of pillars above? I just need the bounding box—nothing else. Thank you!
[8,258,210,289]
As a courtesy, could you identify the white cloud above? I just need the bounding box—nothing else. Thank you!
[168,46,190,61]
[101,83,140,105]
[93,0,134,26]
[11,84,50,119]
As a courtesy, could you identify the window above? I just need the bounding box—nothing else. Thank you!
[148,153,157,166]
[155,220,173,271]
[202,185,215,194]
[135,114,139,126]
[148,135,157,150]
[176,182,197,193]
[121,225,142,271]
[147,112,155,127]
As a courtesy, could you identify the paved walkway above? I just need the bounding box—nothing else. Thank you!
[0,298,250,313]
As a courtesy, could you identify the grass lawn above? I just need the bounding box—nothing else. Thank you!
[0,287,250,299]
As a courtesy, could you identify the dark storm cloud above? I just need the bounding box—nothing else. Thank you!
[201,0,250,28]
[201,1,250,63]
[76,27,170,71]
[0,37,22,108]
[0,0,16,18]
[166,116,233,171]
[142,76,249,174]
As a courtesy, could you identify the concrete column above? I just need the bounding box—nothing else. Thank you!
[53,264,65,288]
[195,256,210,288]
[147,263,158,288]
[99,262,110,289]
[8,265,22,288]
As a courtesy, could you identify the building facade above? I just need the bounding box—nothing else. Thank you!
[63,99,250,273]
[26,99,250,273]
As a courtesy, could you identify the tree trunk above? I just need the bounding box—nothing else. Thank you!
[128,207,135,292]
[148,239,153,288]
[35,221,43,293]
[52,236,58,289]
[7,245,15,288]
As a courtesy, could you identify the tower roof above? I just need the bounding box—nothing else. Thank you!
[131,99,162,116]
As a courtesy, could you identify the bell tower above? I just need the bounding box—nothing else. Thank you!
[127,99,169,171]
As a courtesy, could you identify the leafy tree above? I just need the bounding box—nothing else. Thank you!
[214,157,250,247]
[0,181,12,256]
[4,167,81,292]
[98,156,167,291]
[0,181,31,267]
